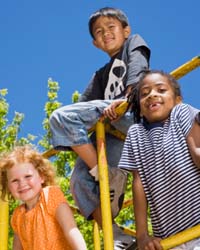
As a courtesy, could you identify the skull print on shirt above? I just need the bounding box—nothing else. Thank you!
[104,58,127,99]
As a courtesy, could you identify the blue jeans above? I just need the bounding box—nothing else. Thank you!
[49,100,133,218]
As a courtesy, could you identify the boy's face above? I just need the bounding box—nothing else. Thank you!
[92,16,130,57]
[139,73,181,123]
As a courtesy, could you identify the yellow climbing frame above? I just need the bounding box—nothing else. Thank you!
[0,55,200,250]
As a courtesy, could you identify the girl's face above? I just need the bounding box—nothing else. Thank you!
[92,16,130,57]
[139,73,181,123]
[7,163,44,210]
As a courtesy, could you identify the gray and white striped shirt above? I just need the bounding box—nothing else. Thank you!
[119,103,200,238]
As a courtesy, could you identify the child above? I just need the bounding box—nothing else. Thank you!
[49,7,150,249]
[119,70,200,250]
[0,145,87,250]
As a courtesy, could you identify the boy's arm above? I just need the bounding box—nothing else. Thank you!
[125,34,150,92]
[79,72,103,102]
[126,47,150,89]
[133,170,162,250]
[56,203,87,250]
[103,99,126,120]
[186,119,200,167]
[13,233,23,250]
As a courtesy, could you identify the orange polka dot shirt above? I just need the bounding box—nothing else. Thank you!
[11,186,72,250]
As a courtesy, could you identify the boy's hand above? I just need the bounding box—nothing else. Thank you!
[103,100,125,121]
[137,234,162,250]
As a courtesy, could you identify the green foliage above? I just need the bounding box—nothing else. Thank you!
[39,78,62,150]
[72,90,81,103]
[0,89,36,152]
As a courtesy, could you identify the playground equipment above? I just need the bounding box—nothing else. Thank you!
[0,55,200,250]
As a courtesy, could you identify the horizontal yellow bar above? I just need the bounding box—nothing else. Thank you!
[161,224,200,250]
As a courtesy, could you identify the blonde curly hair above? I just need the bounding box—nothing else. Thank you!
[0,145,56,200]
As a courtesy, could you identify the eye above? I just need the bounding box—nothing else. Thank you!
[25,175,32,179]
[11,179,18,183]
[158,88,167,93]
[140,89,149,97]
[94,29,102,36]
[108,24,115,29]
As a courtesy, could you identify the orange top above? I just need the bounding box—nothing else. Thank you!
[11,186,72,250]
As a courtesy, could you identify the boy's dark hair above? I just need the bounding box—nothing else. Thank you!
[89,7,129,39]
[129,69,182,123]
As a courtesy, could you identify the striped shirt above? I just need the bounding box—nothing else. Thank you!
[119,103,200,238]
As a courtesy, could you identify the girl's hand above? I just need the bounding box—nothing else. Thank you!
[103,99,125,121]
[137,234,162,250]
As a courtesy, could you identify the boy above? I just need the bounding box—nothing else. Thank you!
[49,7,150,249]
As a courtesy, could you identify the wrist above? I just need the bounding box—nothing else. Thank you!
[136,231,149,241]
[89,165,99,181]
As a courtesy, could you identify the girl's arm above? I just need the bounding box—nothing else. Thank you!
[56,203,87,250]
[187,120,200,167]
[133,171,162,250]
[13,233,23,250]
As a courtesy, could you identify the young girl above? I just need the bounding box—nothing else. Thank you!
[0,145,87,250]
[118,70,200,250]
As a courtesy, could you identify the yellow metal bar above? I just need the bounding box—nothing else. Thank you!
[161,224,200,250]
[121,226,136,237]
[104,123,126,141]
[171,55,200,80]
[114,101,129,116]
[42,148,59,158]
[93,221,101,250]
[0,197,9,250]
[96,121,114,250]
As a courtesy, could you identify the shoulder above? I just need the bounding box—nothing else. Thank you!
[11,204,26,231]
[172,103,199,119]
[42,186,67,213]
[43,186,65,201]
[171,103,200,135]
[127,123,144,138]
[123,34,150,60]
[12,203,25,217]
[125,34,150,50]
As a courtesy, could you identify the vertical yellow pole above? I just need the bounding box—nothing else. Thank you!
[0,196,9,250]
[96,121,114,250]
[93,221,101,250]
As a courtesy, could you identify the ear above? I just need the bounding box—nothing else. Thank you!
[175,96,182,104]
[39,174,45,184]
[124,25,131,39]
[93,39,100,49]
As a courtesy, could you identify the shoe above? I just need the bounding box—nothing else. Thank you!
[113,224,137,250]
[108,168,127,218]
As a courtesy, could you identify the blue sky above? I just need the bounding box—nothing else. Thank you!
[0,1,199,145]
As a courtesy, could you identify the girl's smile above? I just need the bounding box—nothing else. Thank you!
[148,102,162,112]
[7,162,44,210]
